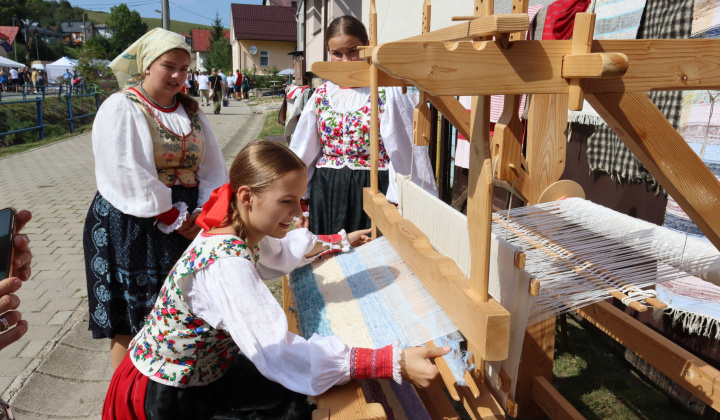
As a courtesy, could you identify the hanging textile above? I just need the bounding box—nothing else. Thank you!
[541,0,593,40]
[583,0,693,191]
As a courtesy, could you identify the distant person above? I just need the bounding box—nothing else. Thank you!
[31,68,37,93]
[226,71,236,101]
[35,70,45,95]
[84,28,228,369]
[0,68,8,92]
[62,68,72,92]
[9,67,19,93]
[234,69,243,101]
[218,68,227,94]
[198,70,210,106]
[0,209,32,352]
[208,69,224,115]
[241,73,250,99]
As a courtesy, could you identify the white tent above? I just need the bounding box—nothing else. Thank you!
[0,56,25,68]
[46,56,78,83]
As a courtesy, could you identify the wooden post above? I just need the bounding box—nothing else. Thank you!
[568,13,596,111]
[413,0,433,147]
[369,0,379,238]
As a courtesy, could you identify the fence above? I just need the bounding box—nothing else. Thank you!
[65,92,100,133]
[0,97,46,140]
[0,83,96,102]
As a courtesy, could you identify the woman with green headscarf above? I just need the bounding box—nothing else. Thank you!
[83,28,228,369]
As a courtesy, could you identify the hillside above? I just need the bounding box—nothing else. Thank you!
[83,10,227,35]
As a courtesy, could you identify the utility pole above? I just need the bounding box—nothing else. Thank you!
[162,0,170,30]
[82,13,87,44]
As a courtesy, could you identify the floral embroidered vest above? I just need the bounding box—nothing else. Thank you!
[128,234,260,387]
[125,88,204,187]
[314,83,389,170]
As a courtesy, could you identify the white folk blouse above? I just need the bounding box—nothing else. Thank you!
[92,92,228,218]
[179,229,384,395]
[290,81,438,203]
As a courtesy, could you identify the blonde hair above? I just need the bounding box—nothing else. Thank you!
[228,140,306,238]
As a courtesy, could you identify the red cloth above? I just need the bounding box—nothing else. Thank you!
[153,206,180,226]
[541,0,592,40]
[349,345,395,380]
[102,353,149,420]
[196,183,233,231]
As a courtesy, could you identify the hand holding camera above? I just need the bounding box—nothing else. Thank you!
[0,209,32,351]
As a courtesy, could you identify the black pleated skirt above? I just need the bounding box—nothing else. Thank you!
[83,186,198,339]
[308,167,389,235]
[144,354,313,419]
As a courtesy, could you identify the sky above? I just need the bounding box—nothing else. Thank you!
[70,0,264,27]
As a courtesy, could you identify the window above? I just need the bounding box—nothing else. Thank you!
[260,50,269,67]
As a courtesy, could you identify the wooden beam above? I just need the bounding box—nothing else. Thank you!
[310,61,407,88]
[427,95,471,140]
[585,91,720,250]
[460,385,506,420]
[577,300,720,412]
[493,94,523,180]
[312,381,387,420]
[515,318,557,418]
[562,53,628,78]
[401,14,528,43]
[530,376,586,420]
[416,377,462,420]
[567,13,596,111]
[363,188,510,361]
[369,39,720,95]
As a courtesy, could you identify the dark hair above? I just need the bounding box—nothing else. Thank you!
[227,140,306,238]
[325,15,368,49]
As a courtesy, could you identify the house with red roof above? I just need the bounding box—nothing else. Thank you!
[191,29,230,71]
[0,26,19,59]
[229,3,297,75]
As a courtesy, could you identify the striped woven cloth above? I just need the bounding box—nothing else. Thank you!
[289,238,468,419]
[655,0,720,339]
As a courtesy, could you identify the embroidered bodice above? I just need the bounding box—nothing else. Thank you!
[125,88,204,187]
[128,235,259,387]
[314,83,389,170]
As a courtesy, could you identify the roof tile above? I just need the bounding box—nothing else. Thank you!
[230,4,297,42]
[191,29,230,52]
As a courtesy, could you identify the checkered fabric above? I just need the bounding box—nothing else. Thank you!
[585,0,694,192]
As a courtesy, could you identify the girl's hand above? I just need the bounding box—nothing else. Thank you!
[347,228,372,247]
[177,213,201,240]
[401,346,450,388]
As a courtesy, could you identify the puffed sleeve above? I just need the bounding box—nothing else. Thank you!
[288,91,322,200]
[185,256,352,396]
[256,228,324,280]
[381,87,438,203]
[92,93,173,217]
[195,110,230,210]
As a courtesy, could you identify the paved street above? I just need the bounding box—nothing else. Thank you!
[0,97,268,419]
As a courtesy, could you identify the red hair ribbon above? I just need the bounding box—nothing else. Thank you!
[196,183,234,231]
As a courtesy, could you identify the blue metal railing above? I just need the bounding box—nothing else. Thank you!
[66,92,100,133]
[0,83,96,102]
[0,97,46,140]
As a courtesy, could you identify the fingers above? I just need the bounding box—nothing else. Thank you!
[0,278,22,312]
[426,345,451,359]
[0,319,28,352]
[15,209,32,232]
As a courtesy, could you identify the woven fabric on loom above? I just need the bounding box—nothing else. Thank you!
[584,0,693,191]
[288,238,466,418]
[656,0,720,338]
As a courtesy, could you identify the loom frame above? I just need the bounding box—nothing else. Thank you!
[283,0,720,418]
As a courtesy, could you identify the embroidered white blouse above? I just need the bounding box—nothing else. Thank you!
[92,92,228,217]
[179,229,362,395]
[290,81,438,203]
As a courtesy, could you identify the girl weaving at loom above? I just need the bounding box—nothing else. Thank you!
[83,28,228,370]
[289,15,437,235]
[103,140,450,419]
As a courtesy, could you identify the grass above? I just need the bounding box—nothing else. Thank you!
[84,10,221,35]
[553,315,697,420]
[258,109,286,140]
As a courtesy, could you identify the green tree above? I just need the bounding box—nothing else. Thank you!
[76,38,111,86]
[204,14,231,72]
[106,3,148,58]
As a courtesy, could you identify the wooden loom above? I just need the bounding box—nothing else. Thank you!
[282,0,720,418]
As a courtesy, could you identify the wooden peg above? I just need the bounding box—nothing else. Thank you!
[427,341,461,401]
[529,279,540,296]
[514,251,526,269]
[452,15,481,21]
[562,53,629,78]
[568,13,596,111]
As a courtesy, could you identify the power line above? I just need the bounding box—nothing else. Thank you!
[168,1,218,24]
[78,0,158,7]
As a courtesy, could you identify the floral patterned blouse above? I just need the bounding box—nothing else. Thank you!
[314,83,389,169]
